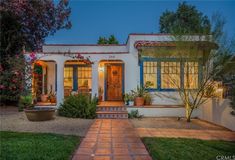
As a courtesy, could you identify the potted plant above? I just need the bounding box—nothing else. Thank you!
[18,95,34,111]
[48,91,56,103]
[144,92,153,105]
[25,107,56,121]
[124,93,129,105]
[41,85,48,102]
[19,94,55,121]
[128,93,134,106]
[132,85,145,106]
[98,87,103,102]
[41,94,48,102]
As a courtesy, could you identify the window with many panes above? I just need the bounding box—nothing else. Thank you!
[64,67,73,88]
[184,62,199,89]
[161,62,181,89]
[77,66,92,92]
[143,62,157,88]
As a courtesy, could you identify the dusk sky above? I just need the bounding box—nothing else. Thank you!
[45,0,235,44]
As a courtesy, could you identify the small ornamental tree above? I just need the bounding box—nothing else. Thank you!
[0,0,72,104]
[1,0,71,51]
[145,2,234,122]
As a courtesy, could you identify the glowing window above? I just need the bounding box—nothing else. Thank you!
[64,67,73,88]
[77,66,92,92]
[161,62,180,89]
[184,62,199,89]
[143,62,157,88]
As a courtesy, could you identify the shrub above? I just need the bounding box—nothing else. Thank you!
[230,86,235,115]
[128,109,143,119]
[58,94,97,119]
[18,95,33,111]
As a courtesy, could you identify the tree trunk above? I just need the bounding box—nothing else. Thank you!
[185,103,191,122]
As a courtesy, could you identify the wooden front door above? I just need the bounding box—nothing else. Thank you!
[106,64,123,101]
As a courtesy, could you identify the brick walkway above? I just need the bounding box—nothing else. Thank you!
[136,128,235,141]
[72,119,152,160]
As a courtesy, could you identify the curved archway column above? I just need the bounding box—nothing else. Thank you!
[56,60,65,107]
[91,61,98,98]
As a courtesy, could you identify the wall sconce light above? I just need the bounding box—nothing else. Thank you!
[98,66,104,72]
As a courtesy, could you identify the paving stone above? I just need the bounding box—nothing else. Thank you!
[75,147,94,155]
[133,155,153,160]
[95,148,112,155]
[113,143,129,148]
[72,119,152,160]
[72,155,93,160]
[113,156,133,160]
[96,142,112,148]
[113,148,130,155]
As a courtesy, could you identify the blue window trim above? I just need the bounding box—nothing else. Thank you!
[55,64,57,91]
[122,63,125,97]
[73,66,78,91]
[180,62,184,90]
[198,59,203,86]
[104,64,107,101]
[140,57,202,92]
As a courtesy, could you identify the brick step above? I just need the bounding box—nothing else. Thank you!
[96,106,127,112]
[96,111,128,119]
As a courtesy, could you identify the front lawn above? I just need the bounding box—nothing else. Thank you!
[143,137,235,160]
[0,131,80,160]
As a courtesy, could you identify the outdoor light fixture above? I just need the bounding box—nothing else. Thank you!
[98,66,104,72]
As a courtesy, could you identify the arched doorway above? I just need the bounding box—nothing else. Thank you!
[32,60,57,105]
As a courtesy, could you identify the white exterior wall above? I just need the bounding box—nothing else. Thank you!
[199,99,235,131]
[151,92,182,105]
[29,34,235,131]
[36,52,139,107]
[31,34,209,107]
[127,107,199,118]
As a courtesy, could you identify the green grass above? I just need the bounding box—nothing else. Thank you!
[142,137,235,160]
[0,131,80,160]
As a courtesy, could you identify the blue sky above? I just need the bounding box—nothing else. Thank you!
[45,0,235,44]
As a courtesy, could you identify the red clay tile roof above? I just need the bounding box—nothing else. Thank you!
[134,41,175,49]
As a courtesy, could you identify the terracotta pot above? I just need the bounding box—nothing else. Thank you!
[135,97,144,106]
[41,95,48,102]
[98,95,103,102]
[145,100,151,105]
[50,97,56,103]
[24,108,55,121]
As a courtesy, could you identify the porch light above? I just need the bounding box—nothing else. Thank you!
[98,66,104,72]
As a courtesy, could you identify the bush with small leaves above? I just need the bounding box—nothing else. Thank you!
[58,94,97,119]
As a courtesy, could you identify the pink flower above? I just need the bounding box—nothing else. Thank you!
[0,85,5,89]
[30,52,36,58]
[14,71,19,75]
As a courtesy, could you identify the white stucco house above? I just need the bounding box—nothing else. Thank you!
[23,33,235,130]
[25,33,217,108]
